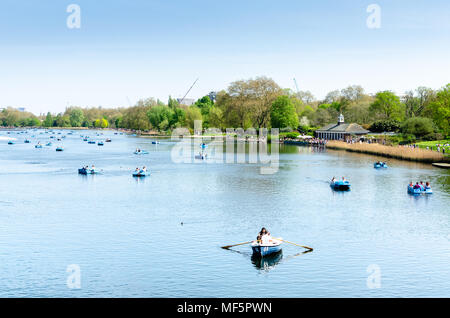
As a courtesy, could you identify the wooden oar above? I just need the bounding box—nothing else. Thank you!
[275,238,313,251]
[221,241,253,249]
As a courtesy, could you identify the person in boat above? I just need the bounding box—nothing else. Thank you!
[256,227,271,242]
[425,182,431,189]
[342,176,346,182]
[91,164,95,172]
[142,166,147,172]
[409,181,413,187]
[331,177,336,183]
[413,182,421,189]
[419,181,425,189]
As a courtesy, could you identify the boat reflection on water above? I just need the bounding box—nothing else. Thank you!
[251,251,283,271]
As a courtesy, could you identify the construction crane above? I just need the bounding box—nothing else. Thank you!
[293,78,300,94]
[180,78,199,105]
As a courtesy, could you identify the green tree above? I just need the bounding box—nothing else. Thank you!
[43,112,53,127]
[369,91,404,121]
[69,108,85,127]
[168,96,180,109]
[185,106,203,129]
[270,95,299,129]
[424,84,449,136]
[147,106,175,131]
[208,107,224,129]
[100,118,108,128]
[401,117,435,138]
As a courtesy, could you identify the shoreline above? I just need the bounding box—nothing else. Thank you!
[324,140,447,164]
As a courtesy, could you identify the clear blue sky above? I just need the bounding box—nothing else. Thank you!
[0,0,449,114]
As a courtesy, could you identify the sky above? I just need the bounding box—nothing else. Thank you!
[0,0,449,114]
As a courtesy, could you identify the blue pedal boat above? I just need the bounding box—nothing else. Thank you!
[35,144,43,148]
[330,180,351,191]
[56,147,64,152]
[24,139,30,143]
[408,185,432,195]
[374,162,388,169]
[78,168,96,175]
[134,151,149,155]
[251,239,283,257]
[132,171,149,177]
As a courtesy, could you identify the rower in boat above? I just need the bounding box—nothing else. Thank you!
[251,228,282,257]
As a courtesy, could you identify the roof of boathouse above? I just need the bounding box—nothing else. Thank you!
[316,114,369,134]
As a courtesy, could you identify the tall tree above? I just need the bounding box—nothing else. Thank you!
[369,91,404,121]
[270,95,299,129]
[424,84,449,135]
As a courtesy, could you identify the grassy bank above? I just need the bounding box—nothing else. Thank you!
[326,141,445,163]
[416,140,449,153]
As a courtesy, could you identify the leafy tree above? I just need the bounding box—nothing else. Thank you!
[270,95,299,129]
[369,119,401,132]
[424,84,449,136]
[296,90,315,105]
[168,96,179,109]
[400,117,435,138]
[403,87,435,118]
[216,77,281,128]
[185,106,203,129]
[208,107,224,129]
[195,96,214,116]
[100,118,108,128]
[69,108,85,127]
[43,112,53,127]
[147,106,175,131]
[369,91,404,121]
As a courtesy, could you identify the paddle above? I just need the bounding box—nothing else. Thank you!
[275,238,313,251]
[221,241,254,250]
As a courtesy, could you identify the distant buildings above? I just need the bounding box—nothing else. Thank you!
[207,91,217,103]
[0,107,25,112]
[315,114,369,140]
[177,98,196,106]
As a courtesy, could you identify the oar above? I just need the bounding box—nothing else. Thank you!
[221,241,253,250]
[275,238,313,251]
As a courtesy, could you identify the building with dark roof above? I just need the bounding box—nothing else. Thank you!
[315,114,369,140]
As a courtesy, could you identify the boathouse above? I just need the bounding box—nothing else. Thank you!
[315,114,369,140]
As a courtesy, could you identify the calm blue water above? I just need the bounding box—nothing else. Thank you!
[0,129,449,297]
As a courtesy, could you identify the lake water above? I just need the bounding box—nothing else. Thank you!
[0,129,449,297]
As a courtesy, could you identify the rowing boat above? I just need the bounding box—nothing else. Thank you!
[251,238,282,257]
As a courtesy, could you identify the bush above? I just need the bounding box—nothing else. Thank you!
[369,119,401,132]
[281,132,300,139]
[401,117,435,138]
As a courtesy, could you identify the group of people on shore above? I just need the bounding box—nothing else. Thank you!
[409,181,432,190]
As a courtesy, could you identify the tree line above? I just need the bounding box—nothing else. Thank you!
[1,77,448,141]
